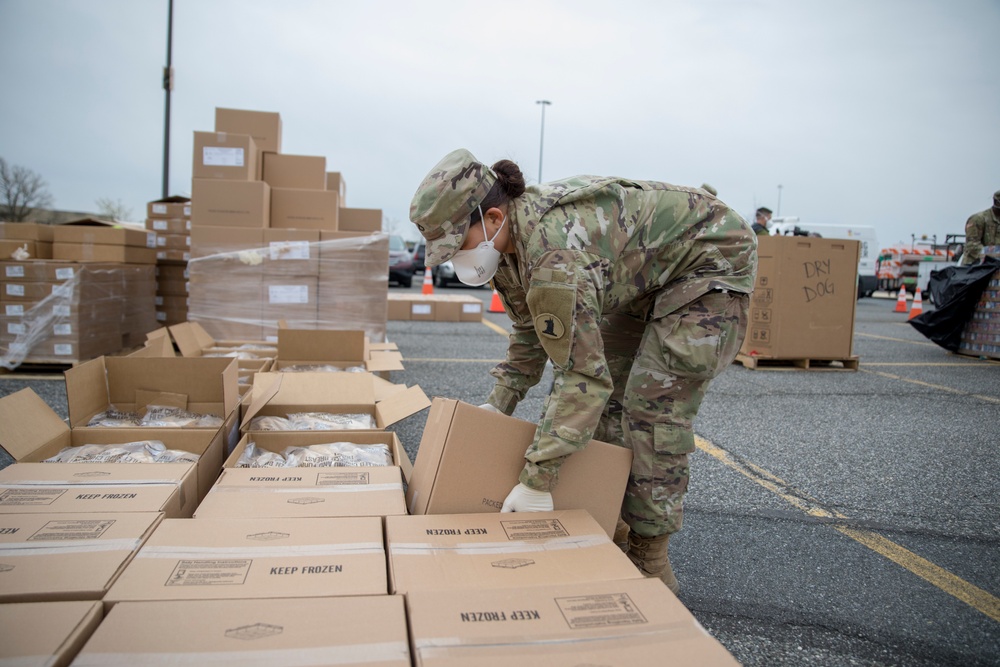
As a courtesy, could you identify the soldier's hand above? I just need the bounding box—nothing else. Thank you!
[500,483,553,513]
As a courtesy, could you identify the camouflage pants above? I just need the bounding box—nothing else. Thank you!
[593,290,749,538]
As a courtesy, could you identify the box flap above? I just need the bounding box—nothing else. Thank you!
[64,356,110,427]
[366,350,404,373]
[0,388,69,461]
[277,329,367,363]
[189,322,218,350]
[239,372,284,430]
[374,385,431,428]
[167,322,203,357]
[372,376,407,402]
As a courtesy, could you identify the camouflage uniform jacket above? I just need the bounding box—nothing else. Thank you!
[486,177,757,490]
[962,207,1000,265]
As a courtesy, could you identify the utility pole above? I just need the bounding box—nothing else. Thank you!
[536,100,551,183]
[162,0,174,198]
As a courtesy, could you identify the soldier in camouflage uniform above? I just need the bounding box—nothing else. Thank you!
[961,190,1000,265]
[410,149,757,594]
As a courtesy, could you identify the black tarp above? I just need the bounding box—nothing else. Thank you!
[908,257,1000,352]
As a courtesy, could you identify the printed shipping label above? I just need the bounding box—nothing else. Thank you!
[53,323,72,335]
[5,266,24,278]
[5,305,24,316]
[463,303,483,313]
[7,323,25,335]
[411,304,432,315]
[0,488,66,506]
[555,593,647,629]
[152,203,168,214]
[54,344,73,356]
[500,518,569,541]
[166,559,252,586]
[30,519,115,541]
[5,284,24,296]
[202,146,245,167]
[153,220,168,230]
[269,285,309,304]
[146,232,157,248]
[316,471,370,486]
[55,267,75,280]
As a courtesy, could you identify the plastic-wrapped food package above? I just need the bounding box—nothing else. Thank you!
[281,364,368,373]
[87,407,142,427]
[249,415,294,431]
[234,441,288,468]
[140,406,224,428]
[288,412,375,430]
[204,350,260,360]
[43,440,200,464]
[284,442,393,467]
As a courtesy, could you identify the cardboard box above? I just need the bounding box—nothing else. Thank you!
[189,226,266,259]
[154,232,190,250]
[0,600,103,667]
[0,512,163,603]
[0,238,51,259]
[273,328,403,374]
[104,516,387,606]
[263,229,321,276]
[145,217,190,234]
[52,219,156,248]
[263,153,327,190]
[192,131,257,181]
[741,235,861,360]
[270,188,339,230]
[0,221,55,242]
[147,196,191,220]
[407,578,739,666]
[261,275,318,333]
[190,178,270,228]
[0,462,197,517]
[166,321,274,358]
[52,243,158,264]
[338,206,382,232]
[386,510,643,594]
[75,596,410,666]
[406,399,632,538]
[239,371,430,435]
[214,107,282,153]
[194,439,407,520]
[326,171,346,202]
[387,293,484,322]
[155,249,191,262]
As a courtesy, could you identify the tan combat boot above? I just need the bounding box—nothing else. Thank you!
[613,517,630,552]
[626,532,680,596]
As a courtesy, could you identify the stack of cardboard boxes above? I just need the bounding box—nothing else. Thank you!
[0,221,158,366]
[959,245,1000,360]
[146,196,191,327]
[187,107,390,343]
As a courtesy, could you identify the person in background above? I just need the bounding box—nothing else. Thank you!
[409,149,757,594]
[751,207,772,236]
[961,190,1000,265]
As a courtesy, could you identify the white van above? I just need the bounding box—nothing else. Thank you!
[769,217,879,298]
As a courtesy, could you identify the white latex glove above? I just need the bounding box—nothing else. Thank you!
[500,483,554,513]
[478,403,501,413]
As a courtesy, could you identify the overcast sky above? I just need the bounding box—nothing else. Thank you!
[1,0,997,249]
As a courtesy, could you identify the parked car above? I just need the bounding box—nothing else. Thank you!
[388,235,414,287]
[411,242,426,274]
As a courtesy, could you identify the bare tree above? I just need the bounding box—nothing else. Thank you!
[95,197,133,222]
[0,157,54,222]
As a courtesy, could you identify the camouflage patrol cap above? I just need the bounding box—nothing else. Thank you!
[410,149,497,266]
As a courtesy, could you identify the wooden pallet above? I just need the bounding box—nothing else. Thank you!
[735,353,860,371]
[0,360,80,376]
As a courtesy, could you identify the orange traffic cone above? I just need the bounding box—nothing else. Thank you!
[893,285,908,313]
[908,288,923,319]
[421,266,433,295]
[488,289,504,313]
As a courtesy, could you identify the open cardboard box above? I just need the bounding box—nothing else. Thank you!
[167,321,276,359]
[192,430,412,520]
[0,512,163,603]
[239,371,430,435]
[386,509,643,595]
[406,578,739,666]
[104,516,388,607]
[405,399,632,538]
[74,596,410,666]
[0,601,103,667]
[274,328,403,375]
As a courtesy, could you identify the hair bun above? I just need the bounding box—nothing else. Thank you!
[492,159,526,198]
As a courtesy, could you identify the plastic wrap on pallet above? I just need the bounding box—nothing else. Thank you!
[0,262,158,369]
[187,232,389,343]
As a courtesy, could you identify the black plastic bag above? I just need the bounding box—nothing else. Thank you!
[909,257,999,352]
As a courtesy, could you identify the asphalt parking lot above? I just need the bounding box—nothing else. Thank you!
[1,284,997,666]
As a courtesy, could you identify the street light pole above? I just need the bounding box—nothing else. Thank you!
[536,100,551,183]
[162,0,174,198]
[776,184,783,218]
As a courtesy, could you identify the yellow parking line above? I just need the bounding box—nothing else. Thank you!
[859,369,1000,404]
[695,435,1000,622]
[862,362,992,367]
[855,332,938,347]
[481,318,510,337]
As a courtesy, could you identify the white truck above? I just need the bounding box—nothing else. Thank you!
[769,217,879,299]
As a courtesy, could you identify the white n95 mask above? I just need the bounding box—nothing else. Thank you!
[452,208,506,286]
